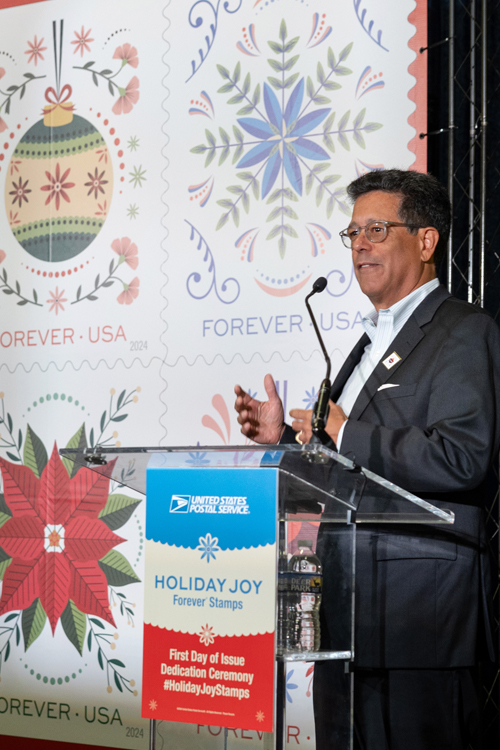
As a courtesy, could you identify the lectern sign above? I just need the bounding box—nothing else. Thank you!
[142,458,277,731]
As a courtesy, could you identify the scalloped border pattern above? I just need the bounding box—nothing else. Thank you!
[407,0,427,171]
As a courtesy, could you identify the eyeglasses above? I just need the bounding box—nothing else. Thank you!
[339,220,424,248]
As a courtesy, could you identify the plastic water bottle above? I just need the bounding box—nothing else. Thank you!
[288,540,322,652]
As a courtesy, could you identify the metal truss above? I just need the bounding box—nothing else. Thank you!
[426,0,500,746]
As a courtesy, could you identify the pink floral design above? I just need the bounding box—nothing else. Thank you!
[0,68,4,79]
[10,160,22,176]
[112,77,140,115]
[0,250,6,263]
[84,167,108,199]
[96,200,108,217]
[71,27,94,57]
[47,287,67,315]
[40,164,75,210]
[0,117,8,133]
[25,35,47,65]
[9,177,31,208]
[112,237,139,269]
[113,43,139,68]
[97,147,109,164]
[117,277,140,305]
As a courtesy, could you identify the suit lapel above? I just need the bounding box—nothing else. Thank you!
[330,333,370,402]
[346,285,451,421]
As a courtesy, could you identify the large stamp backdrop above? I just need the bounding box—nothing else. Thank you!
[0,0,425,747]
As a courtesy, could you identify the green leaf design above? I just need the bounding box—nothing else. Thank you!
[323,80,341,91]
[99,493,142,531]
[324,134,335,153]
[242,73,251,95]
[219,147,230,166]
[327,47,335,69]
[217,64,230,79]
[114,671,123,692]
[312,95,331,105]
[228,93,245,104]
[232,143,244,164]
[267,59,284,73]
[279,19,287,42]
[266,225,282,240]
[278,237,286,259]
[364,122,383,132]
[0,494,12,530]
[61,600,86,655]
[338,42,353,62]
[237,105,254,116]
[205,148,216,167]
[267,41,283,55]
[216,213,230,230]
[99,550,141,587]
[338,132,350,151]
[268,76,284,90]
[218,82,234,94]
[338,111,350,132]
[317,62,326,84]
[0,553,12,581]
[23,425,48,479]
[284,73,299,89]
[306,76,315,99]
[326,195,334,219]
[283,37,299,53]
[353,130,366,149]
[233,62,241,84]
[353,108,366,129]
[62,423,87,479]
[282,224,299,238]
[22,598,47,651]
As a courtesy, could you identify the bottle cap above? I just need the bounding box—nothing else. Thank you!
[297,539,313,548]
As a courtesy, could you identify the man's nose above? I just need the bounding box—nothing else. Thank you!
[351,227,371,251]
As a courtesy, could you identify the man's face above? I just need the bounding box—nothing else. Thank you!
[349,190,432,310]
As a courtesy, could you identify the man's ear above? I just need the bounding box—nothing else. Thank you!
[420,227,439,262]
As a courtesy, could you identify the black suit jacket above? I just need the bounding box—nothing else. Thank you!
[286,285,500,668]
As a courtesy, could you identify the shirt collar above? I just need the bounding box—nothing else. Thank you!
[362,277,441,341]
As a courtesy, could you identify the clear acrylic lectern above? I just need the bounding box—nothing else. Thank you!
[60,443,454,750]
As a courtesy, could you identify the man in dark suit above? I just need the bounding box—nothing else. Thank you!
[234,169,500,749]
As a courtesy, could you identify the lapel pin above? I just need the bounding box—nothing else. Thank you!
[383,352,402,370]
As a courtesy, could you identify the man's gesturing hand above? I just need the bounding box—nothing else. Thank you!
[234,373,285,444]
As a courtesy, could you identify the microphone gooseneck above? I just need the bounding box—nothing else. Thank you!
[304,277,336,450]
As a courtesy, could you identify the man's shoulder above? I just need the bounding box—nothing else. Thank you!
[417,285,496,331]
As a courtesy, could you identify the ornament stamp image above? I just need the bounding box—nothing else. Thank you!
[0,0,167,372]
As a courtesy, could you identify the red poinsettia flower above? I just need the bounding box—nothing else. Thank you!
[40,163,75,210]
[0,445,123,634]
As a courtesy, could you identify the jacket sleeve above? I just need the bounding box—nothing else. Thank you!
[340,313,500,494]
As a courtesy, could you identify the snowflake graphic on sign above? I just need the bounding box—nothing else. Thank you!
[191,19,382,259]
[197,533,220,562]
[198,624,215,646]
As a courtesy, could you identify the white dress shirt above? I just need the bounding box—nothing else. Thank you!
[336,277,441,449]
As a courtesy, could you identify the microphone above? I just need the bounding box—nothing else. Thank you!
[304,277,336,449]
